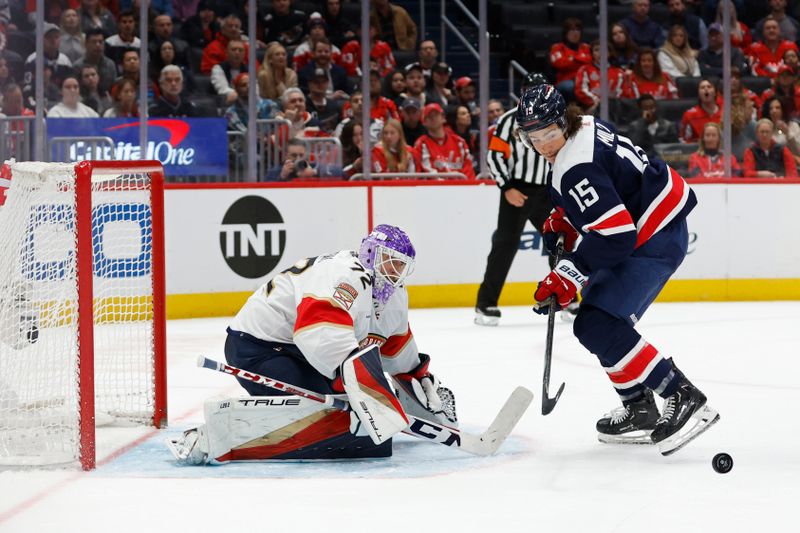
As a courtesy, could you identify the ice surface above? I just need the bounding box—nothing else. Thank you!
[1,302,798,532]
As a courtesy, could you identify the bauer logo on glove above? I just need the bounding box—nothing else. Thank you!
[533,259,587,314]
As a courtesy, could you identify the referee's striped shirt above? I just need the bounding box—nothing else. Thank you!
[488,108,550,189]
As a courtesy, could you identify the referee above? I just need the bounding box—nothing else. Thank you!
[475,72,552,326]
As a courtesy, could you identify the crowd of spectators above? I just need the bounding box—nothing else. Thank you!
[0,0,486,181]
[546,0,800,178]
[1,0,800,180]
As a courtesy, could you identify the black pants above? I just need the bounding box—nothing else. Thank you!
[476,185,552,308]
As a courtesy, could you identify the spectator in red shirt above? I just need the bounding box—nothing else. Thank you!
[714,0,751,52]
[783,48,800,74]
[292,14,342,72]
[743,118,798,177]
[0,161,11,207]
[575,40,625,113]
[681,78,722,142]
[760,65,800,119]
[687,122,742,178]
[367,68,400,122]
[548,17,592,100]
[624,48,679,100]
[0,83,34,159]
[414,103,476,179]
[201,14,249,75]
[371,118,419,174]
[340,21,395,77]
[748,16,799,78]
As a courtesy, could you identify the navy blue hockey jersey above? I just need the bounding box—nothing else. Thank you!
[550,116,697,274]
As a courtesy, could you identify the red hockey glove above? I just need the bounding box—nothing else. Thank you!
[542,208,579,255]
[533,259,587,314]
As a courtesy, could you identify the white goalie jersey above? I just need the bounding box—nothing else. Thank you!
[228,250,420,379]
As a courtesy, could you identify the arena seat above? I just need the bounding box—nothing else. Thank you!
[675,77,701,99]
[656,98,696,124]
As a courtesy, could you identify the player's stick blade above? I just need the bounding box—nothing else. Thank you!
[541,382,565,415]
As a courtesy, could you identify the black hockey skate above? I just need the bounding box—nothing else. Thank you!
[474,306,501,326]
[650,374,720,456]
[597,389,659,445]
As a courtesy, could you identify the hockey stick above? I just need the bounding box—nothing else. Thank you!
[541,235,566,415]
[197,355,533,457]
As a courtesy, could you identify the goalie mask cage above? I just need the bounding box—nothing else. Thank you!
[0,160,167,470]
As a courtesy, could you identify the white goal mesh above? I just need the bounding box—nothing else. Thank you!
[0,161,166,469]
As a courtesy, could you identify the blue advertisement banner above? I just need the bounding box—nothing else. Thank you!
[46,118,228,176]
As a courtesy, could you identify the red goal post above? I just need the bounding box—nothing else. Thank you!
[0,160,167,470]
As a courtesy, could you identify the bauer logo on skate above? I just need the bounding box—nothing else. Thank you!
[220,196,287,279]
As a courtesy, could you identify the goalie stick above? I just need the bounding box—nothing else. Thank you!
[197,355,533,457]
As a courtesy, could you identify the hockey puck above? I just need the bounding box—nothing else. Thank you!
[712,453,733,474]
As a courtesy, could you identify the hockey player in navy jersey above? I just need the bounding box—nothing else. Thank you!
[168,225,455,464]
[516,85,719,455]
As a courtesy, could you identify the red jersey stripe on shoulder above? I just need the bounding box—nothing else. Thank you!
[294,296,354,334]
[381,325,414,358]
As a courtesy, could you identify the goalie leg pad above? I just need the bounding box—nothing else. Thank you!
[342,345,409,445]
[166,394,391,464]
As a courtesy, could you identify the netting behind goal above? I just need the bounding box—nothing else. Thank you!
[0,161,167,469]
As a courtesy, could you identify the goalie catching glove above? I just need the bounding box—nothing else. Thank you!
[393,353,457,425]
[533,259,587,315]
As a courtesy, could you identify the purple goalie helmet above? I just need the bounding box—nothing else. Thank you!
[358,224,416,305]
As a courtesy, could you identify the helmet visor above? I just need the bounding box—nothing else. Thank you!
[374,245,414,286]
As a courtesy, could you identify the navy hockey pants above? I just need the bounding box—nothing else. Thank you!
[573,219,689,402]
[225,328,337,396]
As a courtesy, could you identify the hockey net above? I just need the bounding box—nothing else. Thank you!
[0,160,167,470]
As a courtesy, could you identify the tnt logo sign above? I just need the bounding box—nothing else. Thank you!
[220,196,286,279]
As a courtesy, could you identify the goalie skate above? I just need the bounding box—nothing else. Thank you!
[166,427,208,465]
